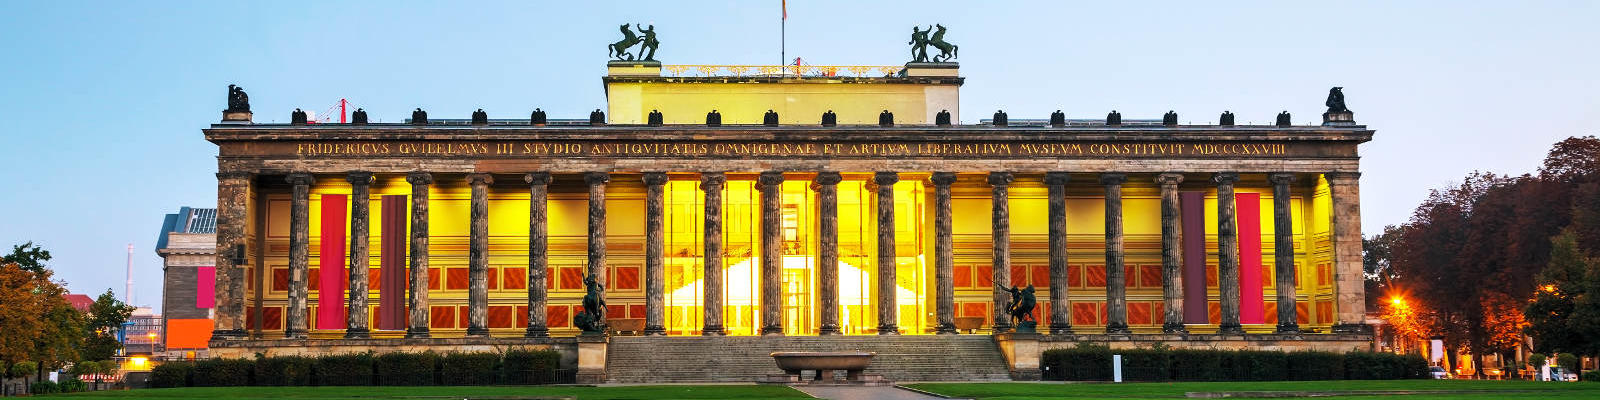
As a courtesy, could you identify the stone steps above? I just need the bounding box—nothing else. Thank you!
[605,335,1012,383]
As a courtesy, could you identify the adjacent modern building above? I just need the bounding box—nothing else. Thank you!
[155,206,217,359]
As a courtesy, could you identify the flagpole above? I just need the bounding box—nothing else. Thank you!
[781,0,786,72]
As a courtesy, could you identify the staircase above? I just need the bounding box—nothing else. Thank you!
[605,335,1012,383]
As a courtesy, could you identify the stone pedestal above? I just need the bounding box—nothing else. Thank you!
[994,332,1042,381]
[221,110,252,123]
[1322,111,1356,126]
[606,60,662,77]
[575,334,609,384]
[903,62,960,77]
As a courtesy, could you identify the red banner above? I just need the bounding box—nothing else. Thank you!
[317,195,348,330]
[1237,192,1265,324]
[378,195,408,330]
[1180,192,1208,324]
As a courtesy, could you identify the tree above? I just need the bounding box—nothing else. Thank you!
[1364,225,1401,309]
[1524,230,1593,356]
[0,263,53,379]
[79,290,133,361]
[0,241,52,274]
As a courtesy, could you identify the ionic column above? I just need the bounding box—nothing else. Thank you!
[1156,173,1187,334]
[701,173,727,336]
[758,171,785,335]
[873,171,900,335]
[345,171,373,338]
[1101,173,1131,334]
[642,172,669,336]
[285,172,314,339]
[1269,173,1300,334]
[1214,172,1244,335]
[930,172,958,334]
[213,172,253,339]
[1044,172,1073,334]
[1327,172,1369,334]
[524,172,552,337]
[405,171,433,338]
[814,172,843,335]
[988,172,1015,334]
[466,173,493,337]
[585,172,610,327]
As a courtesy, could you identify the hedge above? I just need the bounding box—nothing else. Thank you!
[193,358,254,386]
[374,352,438,386]
[151,350,564,388]
[315,353,375,386]
[149,362,194,388]
[1042,344,1429,381]
[254,355,315,386]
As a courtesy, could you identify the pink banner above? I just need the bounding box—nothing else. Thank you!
[318,194,348,330]
[1237,192,1265,324]
[196,266,215,308]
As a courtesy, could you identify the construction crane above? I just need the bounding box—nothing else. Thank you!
[311,98,349,124]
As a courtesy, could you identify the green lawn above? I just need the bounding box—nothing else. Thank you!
[907,380,1600,400]
[38,385,814,400]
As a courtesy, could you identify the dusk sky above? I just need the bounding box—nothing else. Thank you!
[1,1,1595,311]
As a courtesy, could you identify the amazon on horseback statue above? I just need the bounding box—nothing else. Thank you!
[908,24,958,63]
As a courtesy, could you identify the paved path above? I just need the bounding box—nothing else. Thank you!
[794,385,948,400]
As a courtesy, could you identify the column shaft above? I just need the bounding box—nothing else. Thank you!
[585,172,610,328]
[642,173,669,335]
[1215,172,1244,334]
[874,172,900,335]
[405,172,433,338]
[815,173,843,335]
[1044,172,1073,334]
[1157,173,1187,333]
[759,172,785,335]
[213,172,253,338]
[1102,173,1130,334]
[466,173,493,337]
[931,172,958,334]
[524,173,552,337]
[1328,172,1369,334]
[1270,173,1301,333]
[701,173,727,335]
[285,173,313,338]
[989,172,1015,333]
[345,172,373,338]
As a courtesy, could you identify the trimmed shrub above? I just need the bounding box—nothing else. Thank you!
[1041,343,1113,381]
[503,349,562,385]
[193,358,254,386]
[1120,348,1172,381]
[1233,350,1289,381]
[149,362,194,388]
[438,352,500,385]
[1286,351,1344,381]
[1400,354,1431,379]
[315,353,375,386]
[1170,349,1226,381]
[31,380,60,394]
[255,355,316,386]
[375,352,437,386]
[1528,353,1547,369]
[1582,369,1600,382]
[1557,353,1580,371]
[57,378,86,393]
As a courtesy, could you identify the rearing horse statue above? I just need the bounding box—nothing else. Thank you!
[609,24,642,61]
[929,24,958,62]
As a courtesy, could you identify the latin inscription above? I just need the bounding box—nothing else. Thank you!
[290,140,1290,158]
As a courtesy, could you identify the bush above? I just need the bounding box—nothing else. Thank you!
[255,355,316,386]
[315,353,375,386]
[57,378,87,393]
[1557,353,1580,371]
[30,380,59,394]
[1286,351,1344,381]
[1232,350,1289,381]
[1171,349,1226,381]
[1399,354,1431,379]
[149,362,194,388]
[375,352,437,386]
[1041,343,1113,381]
[1120,348,1172,381]
[1582,369,1600,382]
[503,349,562,384]
[193,358,254,386]
[1528,353,1547,368]
[439,352,500,385]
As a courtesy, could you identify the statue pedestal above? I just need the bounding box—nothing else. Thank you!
[576,333,609,384]
[1322,111,1356,126]
[903,62,959,77]
[607,60,662,77]
[221,110,252,124]
[993,332,1042,381]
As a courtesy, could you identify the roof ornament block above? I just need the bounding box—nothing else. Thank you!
[471,109,488,125]
[821,110,837,127]
[705,110,722,126]
[878,110,894,127]
[1106,110,1122,126]
[1276,111,1292,127]
[411,108,428,125]
[992,110,1008,127]
[589,109,606,126]
[351,108,368,125]
[936,110,952,127]
[1050,110,1065,128]
[647,109,664,127]
[530,108,547,126]
[1219,111,1235,126]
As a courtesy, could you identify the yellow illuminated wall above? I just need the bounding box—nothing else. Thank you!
[605,81,960,125]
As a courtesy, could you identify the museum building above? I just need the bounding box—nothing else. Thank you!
[201,53,1374,381]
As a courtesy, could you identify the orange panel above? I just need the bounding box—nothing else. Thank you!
[273,268,289,292]
[263,307,283,330]
[1010,265,1027,287]
[503,267,527,290]
[953,265,971,288]
[1071,302,1098,326]
[428,268,441,291]
[488,306,514,328]
[1265,302,1278,324]
[1207,302,1221,325]
[516,306,529,328]
[488,267,500,290]
[548,306,569,328]
[308,268,320,291]
[447,268,470,290]
[1099,303,1108,324]
[165,319,214,349]
[1140,265,1162,289]
[975,266,993,288]
[1317,264,1331,286]
[1086,265,1106,287]
[615,266,640,290]
[961,302,987,318]
[1068,265,1082,288]
[1030,265,1050,288]
[458,306,470,328]
[430,306,455,329]
[1296,302,1310,324]
[560,267,584,290]
[1128,302,1151,325]
[606,305,626,318]
[1206,265,1219,288]
[370,268,382,290]
[629,304,645,318]
[1317,301,1333,323]
[1263,265,1274,287]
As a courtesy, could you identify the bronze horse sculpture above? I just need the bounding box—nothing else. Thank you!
[608,24,642,61]
[929,24,958,62]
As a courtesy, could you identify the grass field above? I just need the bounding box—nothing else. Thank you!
[907,379,1600,400]
[36,384,814,399]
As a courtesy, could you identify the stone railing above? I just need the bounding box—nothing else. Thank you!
[661,65,904,78]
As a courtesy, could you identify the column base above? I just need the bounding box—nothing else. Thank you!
[1162,322,1188,334]
[992,323,1012,335]
[524,326,549,338]
[935,323,958,335]
[343,328,371,339]
[1104,322,1131,335]
[761,325,784,336]
[1276,322,1302,334]
[465,326,490,337]
[1217,323,1244,335]
[876,324,900,335]
[702,325,726,336]
[818,325,842,335]
[643,326,667,336]
[1049,323,1074,335]
[284,329,308,339]
[405,327,432,339]
[1331,323,1372,335]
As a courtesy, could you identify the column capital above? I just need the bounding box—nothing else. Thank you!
[584,171,610,186]
[286,172,315,186]
[1212,172,1240,185]
[1268,172,1297,186]
[1099,172,1127,185]
[700,172,726,189]
[346,171,374,185]
[987,171,1015,187]
[642,172,669,186]
[873,171,899,186]
[1043,172,1071,186]
[1155,172,1185,185]
[524,172,552,185]
[466,173,494,186]
[217,171,254,182]
[406,171,433,185]
[813,171,843,186]
[757,171,785,190]
[1325,171,1362,182]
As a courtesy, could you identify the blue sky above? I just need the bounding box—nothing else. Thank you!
[1,1,1595,310]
